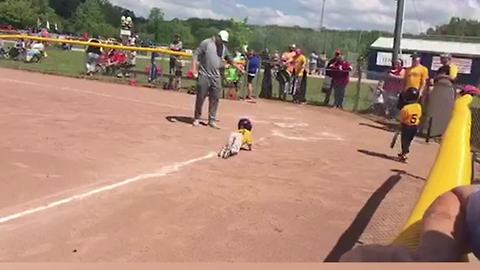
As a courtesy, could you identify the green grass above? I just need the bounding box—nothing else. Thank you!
[0,48,376,111]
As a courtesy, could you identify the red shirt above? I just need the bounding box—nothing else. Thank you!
[329,60,352,87]
[112,52,127,64]
[384,68,405,93]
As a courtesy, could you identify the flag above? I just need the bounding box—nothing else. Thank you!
[54,23,58,32]
[46,21,50,30]
[37,18,41,28]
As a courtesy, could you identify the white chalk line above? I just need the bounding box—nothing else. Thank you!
[0,152,216,225]
[257,137,267,142]
[273,122,309,128]
[272,130,344,142]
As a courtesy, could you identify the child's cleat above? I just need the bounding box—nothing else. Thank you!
[218,147,226,158]
[219,147,230,158]
[222,148,232,159]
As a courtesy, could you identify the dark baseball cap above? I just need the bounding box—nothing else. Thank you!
[410,52,421,59]
[440,53,452,59]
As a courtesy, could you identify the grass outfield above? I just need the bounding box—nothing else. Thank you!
[0,48,376,111]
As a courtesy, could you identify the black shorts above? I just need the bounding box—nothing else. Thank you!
[247,75,255,83]
[225,81,239,88]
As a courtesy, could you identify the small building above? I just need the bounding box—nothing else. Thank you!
[367,37,480,86]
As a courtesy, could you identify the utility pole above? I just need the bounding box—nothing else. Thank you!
[319,0,326,33]
[393,0,406,63]
[320,0,328,51]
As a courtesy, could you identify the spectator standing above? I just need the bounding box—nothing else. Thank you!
[169,34,183,74]
[282,44,297,76]
[246,50,261,100]
[259,50,273,99]
[328,52,352,109]
[404,53,429,95]
[272,51,289,99]
[318,51,328,76]
[435,53,458,83]
[322,50,341,105]
[309,50,319,75]
[85,38,102,76]
[383,59,405,119]
[292,49,307,104]
[191,30,244,129]
[279,44,297,99]
[399,53,429,108]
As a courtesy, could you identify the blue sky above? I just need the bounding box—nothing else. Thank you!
[110,0,480,34]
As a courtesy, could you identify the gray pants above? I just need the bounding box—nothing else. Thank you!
[194,75,221,122]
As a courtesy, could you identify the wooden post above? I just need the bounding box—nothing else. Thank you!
[353,56,363,112]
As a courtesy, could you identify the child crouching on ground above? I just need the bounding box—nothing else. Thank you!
[398,87,422,163]
[218,118,253,159]
[371,80,385,116]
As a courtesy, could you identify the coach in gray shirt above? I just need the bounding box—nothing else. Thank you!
[191,30,244,129]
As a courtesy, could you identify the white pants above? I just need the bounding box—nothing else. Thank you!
[227,132,244,154]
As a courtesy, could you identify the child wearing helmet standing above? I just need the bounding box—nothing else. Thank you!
[398,87,422,163]
[218,119,254,159]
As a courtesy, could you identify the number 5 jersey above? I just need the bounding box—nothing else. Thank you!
[400,103,422,126]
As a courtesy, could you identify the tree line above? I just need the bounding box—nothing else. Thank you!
[1,0,479,57]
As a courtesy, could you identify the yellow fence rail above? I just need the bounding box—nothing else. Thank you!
[393,95,473,253]
[0,34,193,58]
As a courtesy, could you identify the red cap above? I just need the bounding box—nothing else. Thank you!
[462,85,480,96]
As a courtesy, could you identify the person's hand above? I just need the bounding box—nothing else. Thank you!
[342,185,479,263]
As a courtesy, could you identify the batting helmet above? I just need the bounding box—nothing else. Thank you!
[238,118,253,131]
[403,88,420,103]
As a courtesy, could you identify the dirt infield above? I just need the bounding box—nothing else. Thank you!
[0,68,439,262]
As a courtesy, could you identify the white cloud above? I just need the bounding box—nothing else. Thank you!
[297,0,480,33]
[110,0,480,34]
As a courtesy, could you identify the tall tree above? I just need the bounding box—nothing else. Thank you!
[226,18,252,50]
[49,0,85,19]
[0,0,39,28]
[146,8,164,42]
[70,0,115,37]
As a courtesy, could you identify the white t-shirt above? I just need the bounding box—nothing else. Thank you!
[374,88,384,104]
[31,43,45,52]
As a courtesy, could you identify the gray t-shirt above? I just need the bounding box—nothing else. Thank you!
[196,37,232,80]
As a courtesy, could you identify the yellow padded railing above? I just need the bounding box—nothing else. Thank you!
[393,95,473,253]
[0,34,192,58]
